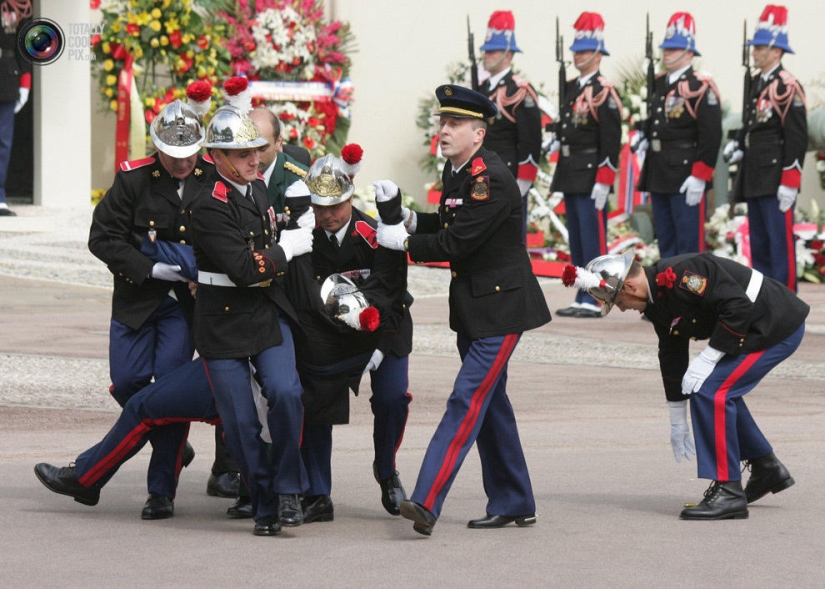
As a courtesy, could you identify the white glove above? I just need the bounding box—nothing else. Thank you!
[681,345,724,396]
[630,132,648,154]
[278,227,313,261]
[516,178,532,197]
[590,182,610,211]
[777,185,798,213]
[545,139,560,155]
[668,400,696,463]
[376,221,408,251]
[401,206,417,234]
[723,140,743,164]
[295,208,315,230]
[363,349,385,374]
[150,262,187,282]
[14,87,29,114]
[679,175,706,207]
[373,180,399,202]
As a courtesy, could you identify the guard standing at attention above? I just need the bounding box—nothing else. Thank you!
[376,85,551,536]
[477,10,542,233]
[636,12,722,259]
[552,12,622,319]
[725,5,807,292]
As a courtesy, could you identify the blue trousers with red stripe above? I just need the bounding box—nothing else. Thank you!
[747,195,797,293]
[301,352,412,496]
[651,192,706,259]
[689,323,805,482]
[410,333,535,519]
[564,193,608,307]
[75,359,218,497]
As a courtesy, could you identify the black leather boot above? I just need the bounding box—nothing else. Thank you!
[680,480,748,520]
[743,451,795,503]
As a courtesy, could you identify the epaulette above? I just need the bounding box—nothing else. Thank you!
[354,220,378,249]
[119,156,156,172]
[596,76,615,90]
[212,181,229,203]
[470,157,487,176]
[284,161,307,178]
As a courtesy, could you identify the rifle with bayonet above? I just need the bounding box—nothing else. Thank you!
[555,17,565,131]
[724,20,749,161]
[467,16,479,91]
[632,13,656,153]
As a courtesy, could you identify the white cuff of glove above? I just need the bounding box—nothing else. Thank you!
[667,400,688,425]
[376,221,408,251]
[667,400,696,463]
[681,345,723,396]
[363,349,385,373]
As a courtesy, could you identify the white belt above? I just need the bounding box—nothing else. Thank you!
[198,271,269,288]
[746,270,763,303]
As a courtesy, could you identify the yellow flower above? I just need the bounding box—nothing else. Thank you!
[105,88,114,98]
[102,42,110,53]
[197,66,206,78]
[136,12,151,26]
[150,20,161,32]
[110,21,121,33]
[133,46,144,59]
[150,38,159,48]
[110,99,118,111]
[151,8,162,19]
[145,97,155,108]
[160,36,169,46]
[182,34,191,44]
[162,0,171,8]
[106,74,117,86]
[165,17,179,34]
[185,49,194,59]
[103,59,114,71]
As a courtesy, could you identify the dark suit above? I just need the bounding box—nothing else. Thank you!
[642,253,808,481]
[191,173,307,521]
[406,146,550,519]
[733,65,807,291]
[638,67,722,258]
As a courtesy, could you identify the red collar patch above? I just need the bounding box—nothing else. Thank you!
[471,157,487,176]
[212,181,229,203]
[202,153,214,165]
[119,156,156,172]
[355,220,378,249]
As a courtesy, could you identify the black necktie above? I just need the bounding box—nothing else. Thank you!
[330,233,339,249]
[245,186,252,200]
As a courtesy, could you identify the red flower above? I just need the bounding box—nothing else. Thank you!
[810,239,823,251]
[176,55,193,74]
[556,251,570,262]
[145,110,156,124]
[341,143,363,165]
[90,0,101,9]
[289,128,299,140]
[111,43,128,60]
[90,34,101,47]
[169,31,183,49]
[303,136,315,150]
[359,307,380,332]
[186,80,212,102]
[126,23,140,36]
[656,267,677,289]
[197,35,209,49]
[223,76,249,96]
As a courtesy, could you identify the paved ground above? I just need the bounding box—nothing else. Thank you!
[2,206,825,587]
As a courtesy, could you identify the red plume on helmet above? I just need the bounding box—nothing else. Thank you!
[340,143,363,178]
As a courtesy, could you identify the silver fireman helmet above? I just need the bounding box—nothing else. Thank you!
[150,100,204,158]
[306,154,354,206]
[583,252,635,316]
[202,105,268,150]
[319,271,374,330]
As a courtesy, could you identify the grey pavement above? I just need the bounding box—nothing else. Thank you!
[1,205,825,587]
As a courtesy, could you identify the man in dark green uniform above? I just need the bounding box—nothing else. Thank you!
[249,108,308,213]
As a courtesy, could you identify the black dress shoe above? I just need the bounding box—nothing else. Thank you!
[0,207,16,216]
[574,308,602,318]
[227,496,253,519]
[555,306,579,317]
[141,494,174,520]
[373,462,406,516]
[206,472,240,498]
[743,451,795,504]
[181,441,195,468]
[399,500,436,536]
[278,494,303,526]
[467,513,537,528]
[680,480,748,520]
[34,463,100,506]
[302,495,334,523]
[253,515,282,536]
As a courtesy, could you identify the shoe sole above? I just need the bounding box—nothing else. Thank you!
[468,515,537,529]
[747,476,795,504]
[304,513,334,524]
[34,466,99,506]
[141,511,173,520]
[253,526,282,536]
[680,510,749,520]
[400,501,434,536]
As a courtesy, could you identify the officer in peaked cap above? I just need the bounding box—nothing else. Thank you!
[476,10,542,233]
[376,83,551,536]
[636,12,722,261]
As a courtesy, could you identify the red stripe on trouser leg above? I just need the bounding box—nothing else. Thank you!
[423,334,518,510]
[713,351,764,481]
[785,210,795,290]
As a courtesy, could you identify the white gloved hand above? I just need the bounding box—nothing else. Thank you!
[723,140,743,164]
[545,139,561,155]
[373,180,400,202]
[295,208,315,230]
[151,262,187,282]
[14,87,29,114]
[376,221,408,251]
[777,185,798,213]
[590,182,610,211]
[668,400,696,463]
[363,349,385,374]
[681,345,724,396]
[516,179,532,197]
[679,175,706,207]
[401,206,418,234]
[278,227,314,261]
[630,132,648,154]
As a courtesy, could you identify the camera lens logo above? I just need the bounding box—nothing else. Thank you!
[17,18,65,65]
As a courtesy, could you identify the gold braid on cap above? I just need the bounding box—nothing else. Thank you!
[305,165,342,197]
[235,118,262,143]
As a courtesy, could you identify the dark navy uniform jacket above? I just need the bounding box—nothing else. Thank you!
[408,146,551,338]
[637,67,722,194]
[642,253,809,402]
[190,174,299,359]
[88,155,213,330]
[733,65,807,199]
[551,73,623,194]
